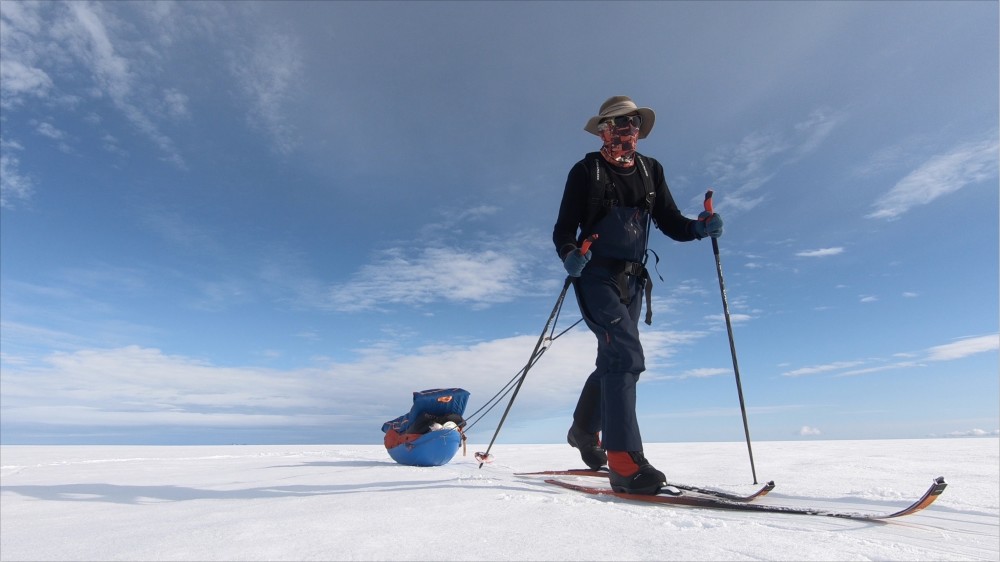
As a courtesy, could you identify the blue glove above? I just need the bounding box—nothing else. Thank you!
[563,247,592,277]
[693,211,724,239]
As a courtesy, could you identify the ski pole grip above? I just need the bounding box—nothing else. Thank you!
[579,233,598,255]
[704,189,715,215]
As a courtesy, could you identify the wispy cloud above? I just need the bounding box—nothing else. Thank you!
[0,346,336,428]
[793,107,846,156]
[65,2,185,167]
[925,334,999,361]
[141,209,225,256]
[0,59,53,108]
[852,135,932,178]
[867,134,999,220]
[0,304,714,437]
[939,429,1000,438]
[0,333,589,434]
[0,321,93,360]
[796,247,844,258]
[705,313,752,325]
[837,360,923,377]
[782,361,867,378]
[0,140,34,208]
[322,245,530,312]
[705,129,785,212]
[227,31,303,155]
[162,88,190,119]
[781,333,999,377]
[0,2,186,167]
[705,107,847,213]
[0,2,53,108]
[648,367,730,382]
[34,121,67,140]
[642,330,712,366]
[799,425,821,436]
[281,216,554,312]
[1,2,310,168]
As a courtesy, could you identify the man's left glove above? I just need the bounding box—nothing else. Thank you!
[693,211,724,239]
[563,247,592,277]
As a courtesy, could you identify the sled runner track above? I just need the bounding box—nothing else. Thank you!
[541,476,948,521]
[516,469,774,502]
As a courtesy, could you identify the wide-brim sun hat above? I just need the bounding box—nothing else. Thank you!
[584,95,656,139]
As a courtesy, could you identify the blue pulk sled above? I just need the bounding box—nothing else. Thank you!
[381,388,470,467]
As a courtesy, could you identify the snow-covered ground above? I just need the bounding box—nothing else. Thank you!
[1,438,997,561]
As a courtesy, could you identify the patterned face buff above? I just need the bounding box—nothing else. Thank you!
[599,115,642,167]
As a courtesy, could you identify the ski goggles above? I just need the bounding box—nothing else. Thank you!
[599,114,642,130]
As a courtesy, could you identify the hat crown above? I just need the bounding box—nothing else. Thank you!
[584,95,655,139]
[598,96,639,117]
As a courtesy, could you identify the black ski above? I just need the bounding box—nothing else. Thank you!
[542,476,948,521]
[516,469,775,502]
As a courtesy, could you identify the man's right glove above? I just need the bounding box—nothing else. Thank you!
[563,246,592,277]
[693,211,724,239]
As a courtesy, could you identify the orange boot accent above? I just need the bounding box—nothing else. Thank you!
[607,451,640,478]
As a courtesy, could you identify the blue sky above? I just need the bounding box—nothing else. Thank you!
[1,1,997,447]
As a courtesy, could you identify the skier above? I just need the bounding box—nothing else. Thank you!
[552,95,724,494]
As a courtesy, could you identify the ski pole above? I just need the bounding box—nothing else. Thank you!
[476,235,597,467]
[704,190,758,484]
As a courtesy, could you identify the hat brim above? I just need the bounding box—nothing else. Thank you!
[584,107,655,139]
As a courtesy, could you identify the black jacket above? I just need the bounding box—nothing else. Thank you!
[553,153,697,259]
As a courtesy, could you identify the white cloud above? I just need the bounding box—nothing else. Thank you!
[925,334,999,362]
[162,88,189,119]
[5,345,313,405]
[0,59,53,107]
[853,135,934,178]
[459,205,501,221]
[795,247,844,257]
[0,313,713,434]
[942,429,1000,438]
[782,361,866,377]
[782,333,999,378]
[704,107,846,214]
[227,31,303,155]
[101,133,128,157]
[141,209,224,255]
[836,361,923,377]
[34,121,67,140]
[0,335,584,431]
[299,221,555,313]
[706,129,787,210]
[705,313,752,325]
[0,320,92,356]
[65,2,132,101]
[639,330,711,368]
[649,367,730,382]
[793,107,846,156]
[799,425,821,436]
[1,2,187,166]
[868,135,999,220]
[0,148,34,208]
[0,2,52,108]
[323,246,530,312]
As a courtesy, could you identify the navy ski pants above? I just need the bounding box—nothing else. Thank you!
[571,266,646,452]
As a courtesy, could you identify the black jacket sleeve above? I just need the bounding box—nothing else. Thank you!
[646,158,699,242]
[552,160,589,259]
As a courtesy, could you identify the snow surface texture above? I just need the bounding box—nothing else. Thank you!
[1,439,997,561]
